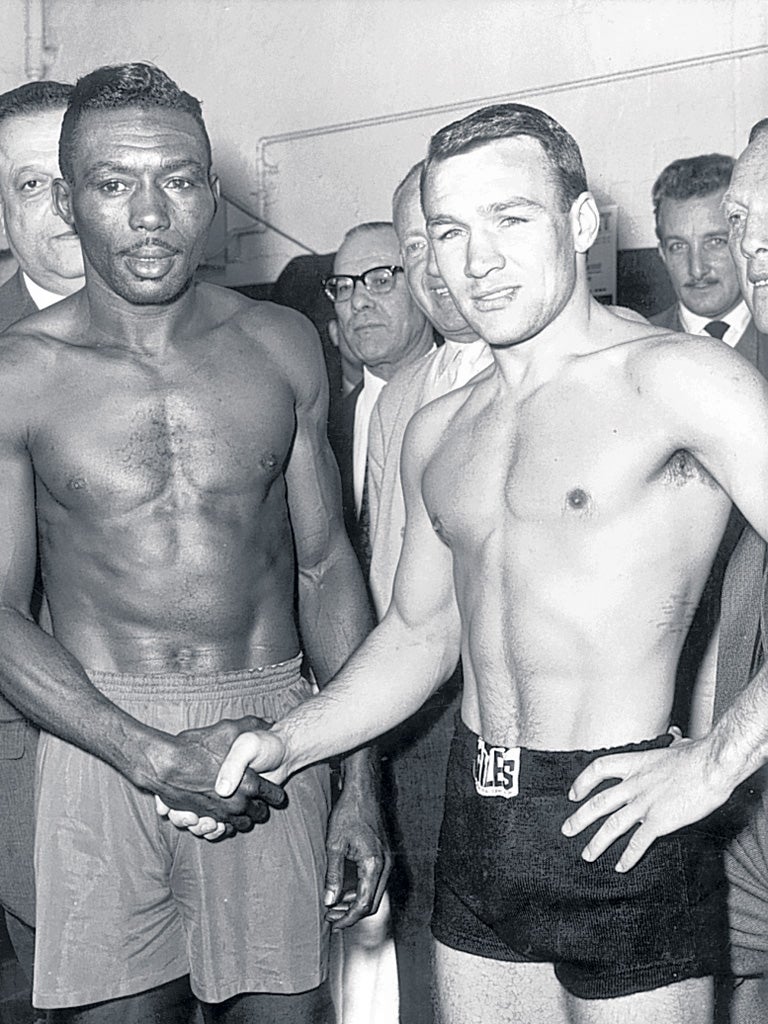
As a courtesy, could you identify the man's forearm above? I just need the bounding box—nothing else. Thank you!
[274,612,457,777]
[707,658,768,791]
[0,608,177,788]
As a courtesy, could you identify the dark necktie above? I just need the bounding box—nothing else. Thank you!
[704,320,729,341]
[357,465,372,573]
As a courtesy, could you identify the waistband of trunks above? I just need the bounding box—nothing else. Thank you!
[86,653,304,702]
[455,712,674,794]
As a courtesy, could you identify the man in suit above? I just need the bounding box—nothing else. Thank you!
[650,154,755,354]
[649,154,768,738]
[0,81,84,333]
[324,222,433,567]
[0,79,84,989]
[366,163,491,1024]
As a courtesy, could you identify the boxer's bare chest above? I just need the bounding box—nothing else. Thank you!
[31,334,295,515]
[422,366,723,552]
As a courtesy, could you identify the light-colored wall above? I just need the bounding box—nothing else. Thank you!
[1,0,766,283]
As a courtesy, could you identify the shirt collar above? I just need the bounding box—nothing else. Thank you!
[22,271,69,311]
[677,298,752,347]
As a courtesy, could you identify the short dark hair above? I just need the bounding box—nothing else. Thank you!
[423,103,588,211]
[652,154,734,237]
[748,117,768,145]
[0,80,73,130]
[59,62,211,183]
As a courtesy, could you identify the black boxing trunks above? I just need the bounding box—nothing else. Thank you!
[431,715,728,999]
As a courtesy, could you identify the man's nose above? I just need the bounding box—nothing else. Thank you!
[129,184,171,232]
[740,210,768,262]
[350,278,374,310]
[464,230,504,278]
[687,244,708,280]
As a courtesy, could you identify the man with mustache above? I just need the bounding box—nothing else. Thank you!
[0,62,387,1022]
[650,154,752,348]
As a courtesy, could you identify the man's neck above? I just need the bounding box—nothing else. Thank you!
[83,270,202,353]
[491,278,597,389]
[369,323,434,381]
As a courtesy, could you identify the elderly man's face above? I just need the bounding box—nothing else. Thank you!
[656,189,741,319]
[724,134,768,333]
[0,108,84,293]
[332,224,428,377]
[394,174,476,342]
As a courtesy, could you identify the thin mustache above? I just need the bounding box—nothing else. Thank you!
[121,239,180,256]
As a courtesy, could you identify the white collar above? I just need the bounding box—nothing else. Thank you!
[677,299,752,347]
[22,271,70,311]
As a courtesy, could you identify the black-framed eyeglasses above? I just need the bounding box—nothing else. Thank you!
[322,265,404,303]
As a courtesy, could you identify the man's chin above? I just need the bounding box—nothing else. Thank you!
[115,275,194,306]
[748,288,768,334]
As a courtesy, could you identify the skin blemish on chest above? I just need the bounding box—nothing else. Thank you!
[67,477,87,491]
[260,452,278,472]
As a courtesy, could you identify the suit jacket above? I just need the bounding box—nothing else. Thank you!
[0,270,36,335]
[328,381,364,563]
[367,346,492,617]
[652,308,768,725]
[0,271,41,724]
[649,304,768,375]
[648,303,683,332]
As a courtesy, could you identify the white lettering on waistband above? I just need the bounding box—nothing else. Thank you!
[473,737,521,798]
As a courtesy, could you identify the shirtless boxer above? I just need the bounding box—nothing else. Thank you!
[0,62,386,1022]
[213,103,768,1023]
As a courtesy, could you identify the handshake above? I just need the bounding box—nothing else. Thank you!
[150,714,291,841]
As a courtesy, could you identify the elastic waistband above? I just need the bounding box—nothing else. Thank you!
[455,713,673,795]
[87,653,304,702]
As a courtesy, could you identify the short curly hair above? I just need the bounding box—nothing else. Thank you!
[652,154,734,239]
[59,62,211,183]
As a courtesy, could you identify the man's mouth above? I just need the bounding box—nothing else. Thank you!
[123,244,180,278]
[685,279,719,290]
[472,286,519,310]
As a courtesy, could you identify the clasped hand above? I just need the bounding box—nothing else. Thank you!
[154,716,286,841]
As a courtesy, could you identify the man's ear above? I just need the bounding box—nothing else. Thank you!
[570,192,601,254]
[328,319,339,349]
[209,171,221,212]
[52,178,75,227]
[656,239,668,268]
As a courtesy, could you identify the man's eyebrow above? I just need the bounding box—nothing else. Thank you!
[426,214,459,229]
[480,198,544,215]
[83,159,207,180]
[426,197,543,227]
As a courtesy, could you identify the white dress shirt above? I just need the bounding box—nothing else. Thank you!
[423,337,492,402]
[678,298,752,348]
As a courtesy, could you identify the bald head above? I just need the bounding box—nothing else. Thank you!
[392,163,477,342]
[724,130,768,332]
